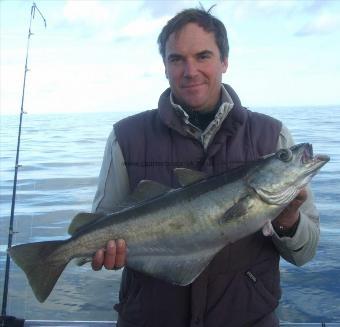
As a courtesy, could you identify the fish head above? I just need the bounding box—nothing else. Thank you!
[247,143,329,205]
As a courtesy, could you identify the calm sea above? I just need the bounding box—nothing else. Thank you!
[0,106,339,323]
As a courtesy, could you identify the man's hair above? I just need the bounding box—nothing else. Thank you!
[157,6,229,61]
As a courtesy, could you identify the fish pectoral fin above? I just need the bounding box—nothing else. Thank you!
[174,168,207,186]
[219,197,250,224]
[128,247,219,286]
[68,212,105,235]
[127,180,172,203]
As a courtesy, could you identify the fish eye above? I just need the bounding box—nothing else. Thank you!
[276,148,293,162]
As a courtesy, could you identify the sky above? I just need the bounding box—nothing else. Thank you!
[1,0,340,115]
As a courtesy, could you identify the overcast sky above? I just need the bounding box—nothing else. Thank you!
[1,0,340,115]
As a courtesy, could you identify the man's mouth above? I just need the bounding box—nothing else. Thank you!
[181,83,204,89]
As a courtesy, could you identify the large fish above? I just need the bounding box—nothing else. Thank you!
[9,143,329,303]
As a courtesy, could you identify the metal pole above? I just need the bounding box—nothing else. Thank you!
[1,2,46,317]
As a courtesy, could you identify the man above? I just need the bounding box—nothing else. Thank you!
[91,7,319,327]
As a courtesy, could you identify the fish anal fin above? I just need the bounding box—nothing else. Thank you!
[174,168,207,187]
[68,212,104,235]
[128,247,220,286]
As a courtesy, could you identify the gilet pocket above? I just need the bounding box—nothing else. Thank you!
[114,268,146,326]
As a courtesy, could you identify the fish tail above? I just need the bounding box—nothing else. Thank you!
[8,240,70,303]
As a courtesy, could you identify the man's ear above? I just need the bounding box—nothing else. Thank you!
[162,54,171,79]
[222,57,228,73]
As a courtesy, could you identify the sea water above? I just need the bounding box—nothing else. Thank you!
[0,106,339,322]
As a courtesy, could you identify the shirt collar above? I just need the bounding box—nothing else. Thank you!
[169,85,235,150]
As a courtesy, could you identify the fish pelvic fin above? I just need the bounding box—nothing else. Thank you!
[74,257,92,266]
[9,240,69,303]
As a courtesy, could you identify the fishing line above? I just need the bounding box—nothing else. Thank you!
[1,2,46,317]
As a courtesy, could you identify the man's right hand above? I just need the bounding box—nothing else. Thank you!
[91,239,127,271]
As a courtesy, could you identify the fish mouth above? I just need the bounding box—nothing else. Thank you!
[301,143,313,164]
[299,143,330,169]
[294,144,330,191]
[313,154,330,164]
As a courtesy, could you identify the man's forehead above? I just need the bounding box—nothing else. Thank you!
[168,23,214,41]
[165,24,218,56]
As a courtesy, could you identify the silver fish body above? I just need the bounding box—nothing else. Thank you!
[9,143,329,302]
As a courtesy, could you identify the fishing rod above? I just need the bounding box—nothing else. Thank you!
[1,2,46,317]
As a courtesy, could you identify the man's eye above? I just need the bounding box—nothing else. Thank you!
[169,57,181,63]
[198,53,210,60]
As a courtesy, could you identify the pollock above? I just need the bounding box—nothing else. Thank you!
[9,143,329,302]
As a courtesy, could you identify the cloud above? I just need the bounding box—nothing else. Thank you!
[221,0,339,23]
[63,0,109,24]
[60,1,169,42]
[141,1,195,18]
[295,12,340,36]
[120,15,169,38]
[2,0,339,115]
[227,0,297,21]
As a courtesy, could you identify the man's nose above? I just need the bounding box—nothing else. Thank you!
[183,59,198,78]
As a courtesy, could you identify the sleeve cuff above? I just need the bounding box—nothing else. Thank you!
[272,212,311,251]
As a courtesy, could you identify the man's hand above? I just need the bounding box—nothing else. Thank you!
[91,239,126,271]
[272,188,308,234]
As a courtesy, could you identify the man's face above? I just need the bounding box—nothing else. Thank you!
[164,23,228,112]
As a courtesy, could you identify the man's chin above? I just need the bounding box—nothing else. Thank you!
[172,90,210,112]
[184,99,211,112]
[179,94,206,110]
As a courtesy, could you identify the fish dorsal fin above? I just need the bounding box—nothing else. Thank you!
[68,212,104,235]
[128,180,171,203]
[174,168,206,187]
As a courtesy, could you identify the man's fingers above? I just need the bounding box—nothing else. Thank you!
[115,239,126,268]
[92,248,105,271]
[103,240,117,270]
[289,188,308,210]
[92,239,127,271]
[295,188,308,203]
